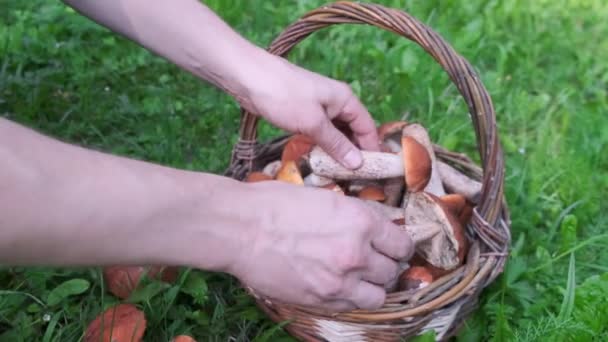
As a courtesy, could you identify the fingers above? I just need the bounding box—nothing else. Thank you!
[347,280,386,310]
[371,219,415,261]
[306,111,364,169]
[333,95,380,152]
[323,82,380,152]
[361,250,400,286]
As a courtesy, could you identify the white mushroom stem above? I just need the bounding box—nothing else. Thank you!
[309,146,403,180]
[401,123,445,196]
[437,161,482,203]
[263,160,282,178]
[303,173,334,187]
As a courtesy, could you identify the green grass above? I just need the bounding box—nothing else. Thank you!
[1,0,607,340]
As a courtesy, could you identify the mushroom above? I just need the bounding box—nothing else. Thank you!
[377,121,408,146]
[103,265,178,299]
[303,173,334,187]
[437,161,482,204]
[439,193,466,216]
[376,122,410,207]
[275,160,304,185]
[262,160,282,178]
[84,304,146,342]
[401,123,445,196]
[307,137,431,193]
[398,266,434,291]
[398,191,463,270]
[245,172,273,183]
[357,186,386,201]
[281,134,315,165]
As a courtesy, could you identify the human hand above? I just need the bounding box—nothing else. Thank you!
[236,52,380,170]
[227,181,414,312]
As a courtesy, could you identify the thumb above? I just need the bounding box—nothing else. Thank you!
[307,115,363,170]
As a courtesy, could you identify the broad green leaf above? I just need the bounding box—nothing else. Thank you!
[46,279,90,306]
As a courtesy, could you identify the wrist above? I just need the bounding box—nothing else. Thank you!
[143,170,260,275]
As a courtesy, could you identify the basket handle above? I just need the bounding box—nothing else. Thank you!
[234,1,505,227]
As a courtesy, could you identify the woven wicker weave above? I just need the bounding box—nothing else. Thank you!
[224,2,511,341]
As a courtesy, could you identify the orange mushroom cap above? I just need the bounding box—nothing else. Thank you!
[103,266,178,299]
[401,136,432,192]
[398,266,434,291]
[358,186,386,201]
[377,121,408,141]
[281,134,315,164]
[84,304,146,342]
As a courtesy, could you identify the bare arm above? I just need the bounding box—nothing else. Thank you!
[61,0,380,167]
[0,117,249,270]
[0,118,411,310]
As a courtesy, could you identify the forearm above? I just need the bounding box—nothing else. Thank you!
[0,118,253,271]
[61,0,267,98]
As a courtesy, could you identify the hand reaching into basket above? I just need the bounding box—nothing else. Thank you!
[62,0,379,170]
[229,181,414,311]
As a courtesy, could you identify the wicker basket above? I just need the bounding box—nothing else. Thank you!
[224,2,511,341]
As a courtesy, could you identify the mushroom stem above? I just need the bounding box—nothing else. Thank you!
[303,173,334,187]
[309,146,404,180]
[263,160,282,178]
[383,177,405,207]
[437,161,482,203]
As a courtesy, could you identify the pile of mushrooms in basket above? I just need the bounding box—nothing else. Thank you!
[245,120,481,293]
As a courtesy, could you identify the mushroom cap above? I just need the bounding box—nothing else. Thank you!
[281,134,315,164]
[245,172,273,183]
[400,136,432,192]
[378,121,408,141]
[275,160,304,185]
[84,304,146,342]
[439,193,467,216]
[358,186,386,201]
[103,266,178,299]
[398,266,434,291]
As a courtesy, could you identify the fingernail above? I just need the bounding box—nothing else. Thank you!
[344,149,362,169]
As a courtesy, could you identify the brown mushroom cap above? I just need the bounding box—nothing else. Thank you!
[377,121,408,141]
[84,304,146,342]
[398,266,434,291]
[401,136,432,192]
[358,186,386,201]
[426,193,469,265]
[103,266,178,299]
[439,193,467,216]
[281,134,315,164]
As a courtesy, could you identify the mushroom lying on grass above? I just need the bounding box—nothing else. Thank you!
[84,304,146,342]
[103,265,178,300]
